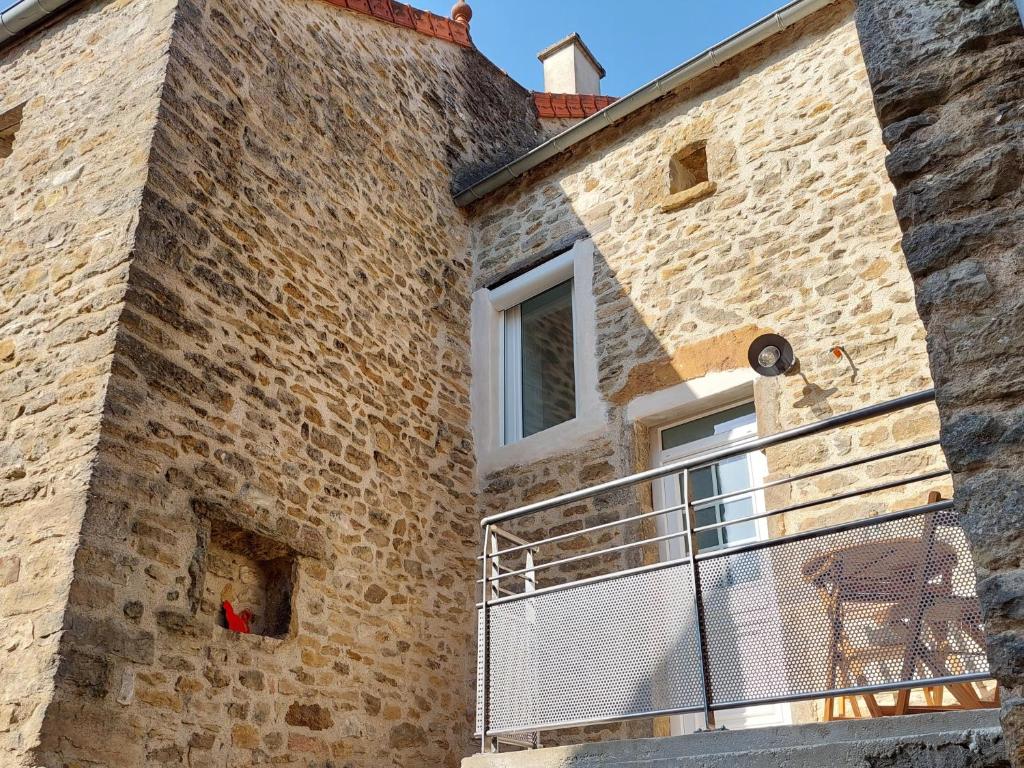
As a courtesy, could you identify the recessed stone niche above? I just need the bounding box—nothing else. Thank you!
[0,103,24,162]
[201,519,295,639]
[660,140,716,213]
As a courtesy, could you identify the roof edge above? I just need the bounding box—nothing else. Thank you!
[324,0,472,48]
[454,0,838,207]
[1,0,471,52]
[533,92,618,120]
[1,0,75,47]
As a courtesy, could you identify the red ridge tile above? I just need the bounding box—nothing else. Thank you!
[368,0,393,21]
[450,22,471,46]
[320,0,474,48]
[391,2,415,28]
[532,92,617,119]
[409,8,427,33]
[430,16,453,41]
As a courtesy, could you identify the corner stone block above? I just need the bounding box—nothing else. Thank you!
[0,556,21,587]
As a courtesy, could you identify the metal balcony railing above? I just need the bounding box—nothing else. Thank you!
[475,390,991,750]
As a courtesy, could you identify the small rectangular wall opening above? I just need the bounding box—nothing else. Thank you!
[0,104,24,161]
[201,520,295,638]
[669,141,709,194]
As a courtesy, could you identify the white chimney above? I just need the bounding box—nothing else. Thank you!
[537,33,606,96]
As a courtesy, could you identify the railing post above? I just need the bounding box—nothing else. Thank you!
[525,546,541,750]
[524,546,537,594]
[479,525,498,753]
[683,468,716,730]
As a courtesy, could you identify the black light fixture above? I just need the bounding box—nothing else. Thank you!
[748,333,797,377]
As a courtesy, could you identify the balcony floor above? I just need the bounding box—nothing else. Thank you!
[464,709,1004,768]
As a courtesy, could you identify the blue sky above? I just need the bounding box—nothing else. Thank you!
[0,0,786,96]
[416,0,787,96]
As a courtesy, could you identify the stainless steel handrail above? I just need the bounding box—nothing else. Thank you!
[481,390,934,527]
[689,438,940,510]
[476,499,953,607]
[476,389,988,747]
[478,502,689,560]
[477,528,692,583]
[479,438,942,563]
[478,555,694,608]
[690,469,949,533]
[693,498,952,560]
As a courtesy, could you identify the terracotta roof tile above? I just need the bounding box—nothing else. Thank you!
[390,3,416,27]
[412,8,434,34]
[533,92,617,120]
[326,0,474,48]
[450,21,471,46]
[430,14,454,41]
[368,0,393,19]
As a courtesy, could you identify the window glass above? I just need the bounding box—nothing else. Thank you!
[660,402,755,451]
[719,497,757,544]
[666,405,759,554]
[504,279,576,441]
[683,459,757,552]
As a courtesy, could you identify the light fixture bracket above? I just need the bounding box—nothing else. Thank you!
[748,333,797,377]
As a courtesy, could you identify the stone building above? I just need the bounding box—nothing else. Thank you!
[0,0,1021,766]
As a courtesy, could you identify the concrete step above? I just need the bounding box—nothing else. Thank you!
[463,710,1006,768]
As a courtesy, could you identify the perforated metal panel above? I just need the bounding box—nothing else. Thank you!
[699,510,988,707]
[478,510,989,735]
[476,607,484,735]
[483,564,704,734]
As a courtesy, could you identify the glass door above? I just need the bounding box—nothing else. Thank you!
[651,400,790,733]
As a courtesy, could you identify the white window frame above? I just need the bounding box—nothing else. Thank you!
[501,303,524,445]
[471,238,604,475]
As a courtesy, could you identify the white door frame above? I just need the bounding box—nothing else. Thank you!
[649,399,791,735]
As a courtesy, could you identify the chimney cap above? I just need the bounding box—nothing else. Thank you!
[537,33,606,79]
[450,0,472,26]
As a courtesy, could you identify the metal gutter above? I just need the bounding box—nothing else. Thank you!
[0,0,74,45]
[454,0,837,207]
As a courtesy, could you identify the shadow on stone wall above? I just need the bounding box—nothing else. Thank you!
[468,0,973,749]
[29,0,550,765]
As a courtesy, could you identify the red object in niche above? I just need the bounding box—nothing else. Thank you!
[223,601,253,634]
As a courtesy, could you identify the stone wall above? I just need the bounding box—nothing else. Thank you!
[23,0,545,765]
[537,116,583,141]
[470,3,931,424]
[852,0,1024,763]
[0,0,176,763]
[467,0,952,742]
[2,0,1015,763]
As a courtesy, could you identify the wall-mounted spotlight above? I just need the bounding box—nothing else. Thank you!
[748,333,797,377]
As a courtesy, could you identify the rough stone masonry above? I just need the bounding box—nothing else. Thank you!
[0,0,178,760]
[853,0,1024,763]
[0,0,1022,766]
[1,0,542,764]
[466,0,950,744]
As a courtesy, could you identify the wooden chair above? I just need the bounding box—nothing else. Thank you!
[801,492,994,720]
